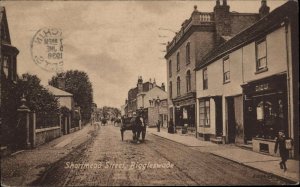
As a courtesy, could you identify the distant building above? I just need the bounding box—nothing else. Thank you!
[165,0,265,133]
[137,83,168,127]
[124,76,168,127]
[0,6,20,146]
[126,76,155,117]
[45,85,73,110]
[120,104,126,116]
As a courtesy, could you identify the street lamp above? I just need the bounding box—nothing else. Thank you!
[156,96,161,129]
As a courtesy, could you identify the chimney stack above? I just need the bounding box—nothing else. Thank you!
[57,74,66,90]
[161,83,165,91]
[259,0,270,18]
[137,76,143,93]
[223,0,227,6]
[153,78,156,87]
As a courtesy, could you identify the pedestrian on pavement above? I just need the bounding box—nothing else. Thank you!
[157,120,161,132]
[274,130,290,172]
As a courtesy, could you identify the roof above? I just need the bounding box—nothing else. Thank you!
[0,6,4,22]
[195,1,298,70]
[128,81,154,100]
[45,85,73,97]
[1,6,11,44]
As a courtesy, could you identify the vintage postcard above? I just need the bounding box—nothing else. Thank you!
[1,0,299,186]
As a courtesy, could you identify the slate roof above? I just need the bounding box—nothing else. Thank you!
[195,1,298,71]
[45,85,73,97]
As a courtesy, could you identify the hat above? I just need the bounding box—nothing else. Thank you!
[279,130,285,133]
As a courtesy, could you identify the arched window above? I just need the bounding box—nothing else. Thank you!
[169,81,172,98]
[186,70,191,92]
[177,76,181,96]
[176,52,180,71]
[169,60,172,77]
[186,43,190,64]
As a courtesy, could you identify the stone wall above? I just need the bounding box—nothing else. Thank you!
[35,127,61,146]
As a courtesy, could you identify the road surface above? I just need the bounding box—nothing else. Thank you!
[33,125,289,186]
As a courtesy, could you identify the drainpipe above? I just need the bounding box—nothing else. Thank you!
[284,18,292,140]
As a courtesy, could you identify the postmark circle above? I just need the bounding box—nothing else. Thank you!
[30,28,64,72]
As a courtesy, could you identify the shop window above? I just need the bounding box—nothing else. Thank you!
[223,56,230,83]
[256,38,267,72]
[199,99,210,127]
[254,97,286,140]
[203,68,208,90]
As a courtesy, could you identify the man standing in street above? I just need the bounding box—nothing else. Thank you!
[274,130,291,172]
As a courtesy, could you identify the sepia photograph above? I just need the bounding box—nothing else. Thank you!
[0,0,299,186]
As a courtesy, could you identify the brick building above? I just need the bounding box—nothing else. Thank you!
[165,0,266,133]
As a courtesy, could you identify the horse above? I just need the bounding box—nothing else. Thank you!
[101,118,107,126]
[120,116,146,143]
[114,118,122,127]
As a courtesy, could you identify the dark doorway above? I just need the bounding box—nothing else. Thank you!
[227,97,236,143]
[214,97,223,137]
[175,106,183,126]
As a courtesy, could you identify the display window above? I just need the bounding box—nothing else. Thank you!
[253,94,287,140]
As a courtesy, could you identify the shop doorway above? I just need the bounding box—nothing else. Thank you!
[227,97,235,143]
[214,97,223,137]
[175,106,183,126]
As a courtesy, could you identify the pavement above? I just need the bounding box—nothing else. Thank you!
[1,124,95,186]
[148,127,300,183]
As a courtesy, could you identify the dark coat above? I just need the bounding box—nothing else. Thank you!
[275,136,289,160]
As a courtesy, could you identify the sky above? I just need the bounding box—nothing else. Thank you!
[2,0,288,108]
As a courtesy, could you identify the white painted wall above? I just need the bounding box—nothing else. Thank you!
[58,96,73,110]
[195,25,289,137]
[243,26,287,82]
[137,87,167,109]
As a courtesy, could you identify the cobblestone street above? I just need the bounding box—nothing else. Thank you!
[32,125,289,186]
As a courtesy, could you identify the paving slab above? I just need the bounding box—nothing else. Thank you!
[148,127,299,183]
[148,128,217,147]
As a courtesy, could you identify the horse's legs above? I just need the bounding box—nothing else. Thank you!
[136,130,141,142]
[121,130,124,141]
[132,131,136,141]
[142,129,146,141]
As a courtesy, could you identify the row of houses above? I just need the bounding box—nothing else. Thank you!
[121,76,169,127]
[164,0,298,157]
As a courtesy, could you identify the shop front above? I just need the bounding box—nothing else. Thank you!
[242,74,288,156]
[172,92,196,129]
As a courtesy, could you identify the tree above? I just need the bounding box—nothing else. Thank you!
[102,106,121,119]
[16,73,60,128]
[49,70,94,122]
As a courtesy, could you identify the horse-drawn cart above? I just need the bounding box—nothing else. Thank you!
[120,116,146,142]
